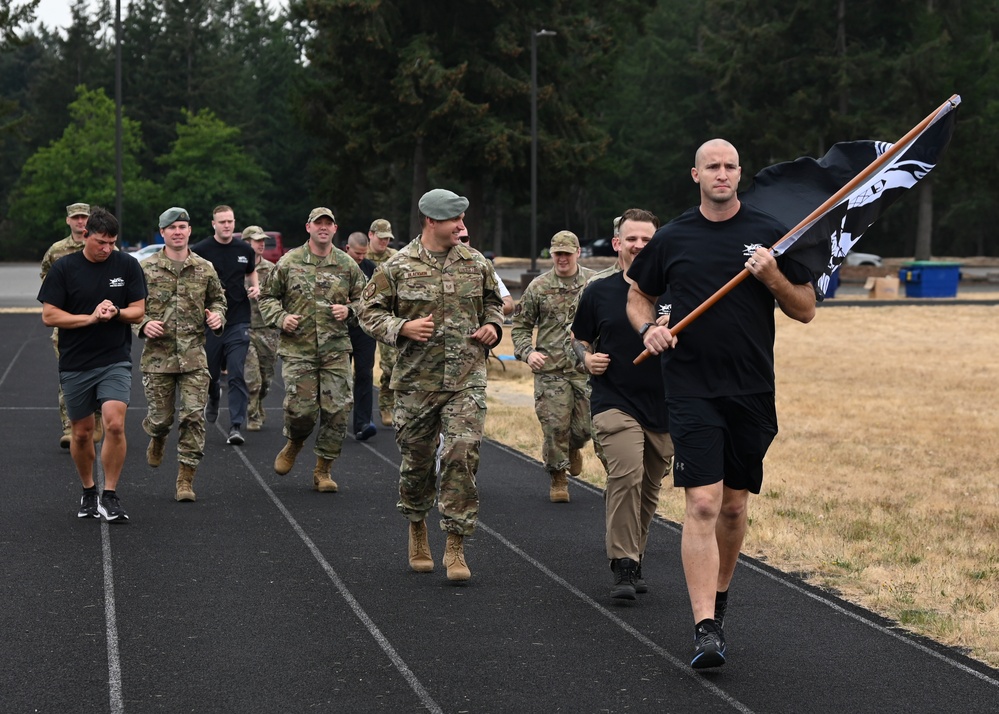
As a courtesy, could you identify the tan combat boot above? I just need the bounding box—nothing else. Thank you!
[176,463,197,502]
[146,436,166,468]
[274,438,305,475]
[313,457,338,492]
[408,519,434,572]
[380,409,393,427]
[569,448,583,476]
[442,533,471,581]
[550,470,570,503]
[92,412,104,443]
[60,430,72,449]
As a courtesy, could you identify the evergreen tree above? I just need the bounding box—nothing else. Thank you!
[6,86,156,257]
[157,108,270,233]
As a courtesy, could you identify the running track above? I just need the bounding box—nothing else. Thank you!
[1,311,996,713]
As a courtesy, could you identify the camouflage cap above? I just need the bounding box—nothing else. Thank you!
[66,202,90,218]
[550,230,580,254]
[158,206,191,229]
[418,188,469,221]
[242,225,267,241]
[369,218,393,238]
[308,207,336,223]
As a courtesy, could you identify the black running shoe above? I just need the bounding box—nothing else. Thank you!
[77,490,99,519]
[610,558,638,601]
[97,492,129,523]
[227,426,244,445]
[691,620,726,669]
[355,423,377,441]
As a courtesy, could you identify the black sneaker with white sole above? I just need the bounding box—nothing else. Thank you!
[97,491,129,523]
[691,619,726,669]
[77,489,99,519]
[227,426,244,445]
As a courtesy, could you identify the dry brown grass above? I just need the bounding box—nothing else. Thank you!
[472,303,999,667]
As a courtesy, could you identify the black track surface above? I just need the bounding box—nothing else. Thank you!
[2,312,996,713]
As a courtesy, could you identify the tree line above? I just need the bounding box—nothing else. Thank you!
[1,0,996,261]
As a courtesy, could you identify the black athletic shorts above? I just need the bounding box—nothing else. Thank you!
[668,393,778,494]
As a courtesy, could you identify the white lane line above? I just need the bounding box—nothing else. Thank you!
[101,522,125,714]
[229,444,444,714]
[95,466,126,713]
[0,325,35,389]
[484,439,999,688]
[362,444,754,713]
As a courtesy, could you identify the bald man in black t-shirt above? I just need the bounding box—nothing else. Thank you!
[627,139,816,670]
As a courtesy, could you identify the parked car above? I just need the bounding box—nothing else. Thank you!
[233,230,286,263]
[127,244,164,261]
[587,237,617,257]
[845,251,883,267]
[573,237,618,258]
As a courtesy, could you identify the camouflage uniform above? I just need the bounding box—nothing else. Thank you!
[358,239,504,535]
[587,263,621,284]
[511,265,596,474]
[245,257,279,428]
[137,251,227,467]
[258,245,367,461]
[367,246,399,417]
[40,235,88,435]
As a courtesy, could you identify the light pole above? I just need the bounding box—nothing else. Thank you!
[529,28,556,275]
[114,0,123,242]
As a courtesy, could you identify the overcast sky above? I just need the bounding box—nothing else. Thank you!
[31,0,286,33]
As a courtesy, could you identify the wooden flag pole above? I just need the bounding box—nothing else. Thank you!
[633,94,960,365]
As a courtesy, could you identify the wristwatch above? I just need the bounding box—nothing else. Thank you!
[638,322,655,337]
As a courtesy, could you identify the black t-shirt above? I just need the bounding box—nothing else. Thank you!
[572,272,669,432]
[358,257,376,280]
[191,237,256,325]
[37,250,147,372]
[627,203,813,398]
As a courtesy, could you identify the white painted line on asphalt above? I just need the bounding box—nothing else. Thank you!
[485,438,999,688]
[101,521,125,713]
[95,467,126,714]
[229,443,444,714]
[362,443,755,713]
[0,328,33,389]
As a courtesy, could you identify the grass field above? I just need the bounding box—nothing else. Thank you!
[466,300,999,668]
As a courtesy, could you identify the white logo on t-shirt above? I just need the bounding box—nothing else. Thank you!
[237,256,248,264]
[109,277,125,288]
[743,243,763,257]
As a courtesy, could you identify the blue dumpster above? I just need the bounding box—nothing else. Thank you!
[898,261,960,298]
[823,268,841,298]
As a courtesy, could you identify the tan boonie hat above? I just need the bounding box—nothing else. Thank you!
[308,207,336,223]
[418,188,469,221]
[369,218,393,238]
[242,225,267,241]
[66,202,90,218]
[550,230,580,254]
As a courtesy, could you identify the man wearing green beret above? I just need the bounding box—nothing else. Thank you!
[259,207,367,493]
[358,188,505,582]
[512,230,595,503]
[136,207,227,502]
[40,202,105,449]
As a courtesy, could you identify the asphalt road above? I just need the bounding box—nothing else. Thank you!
[1,305,997,712]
